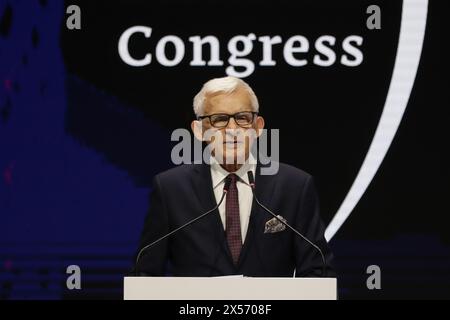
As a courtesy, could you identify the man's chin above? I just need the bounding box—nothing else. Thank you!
[217,152,248,165]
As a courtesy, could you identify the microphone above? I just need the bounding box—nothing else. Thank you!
[247,171,327,277]
[134,175,233,276]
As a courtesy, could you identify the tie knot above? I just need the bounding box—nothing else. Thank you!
[227,174,238,184]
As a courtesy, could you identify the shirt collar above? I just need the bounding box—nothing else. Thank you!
[210,154,257,189]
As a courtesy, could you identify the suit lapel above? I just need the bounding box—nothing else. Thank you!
[237,162,278,267]
[192,164,234,265]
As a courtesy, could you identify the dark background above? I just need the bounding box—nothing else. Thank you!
[0,0,449,299]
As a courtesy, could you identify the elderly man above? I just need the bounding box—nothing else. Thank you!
[135,76,334,277]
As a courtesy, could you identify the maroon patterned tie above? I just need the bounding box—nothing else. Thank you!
[225,174,242,265]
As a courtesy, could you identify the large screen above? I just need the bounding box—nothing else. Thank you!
[0,0,448,300]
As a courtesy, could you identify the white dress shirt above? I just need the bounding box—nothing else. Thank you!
[210,156,256,242]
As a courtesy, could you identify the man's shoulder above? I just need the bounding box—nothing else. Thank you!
[154,162,313,184]
[263,161,312,183]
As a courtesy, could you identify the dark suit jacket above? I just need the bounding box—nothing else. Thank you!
[135,162,335,277]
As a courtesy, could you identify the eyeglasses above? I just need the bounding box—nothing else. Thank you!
[198,111,258,128]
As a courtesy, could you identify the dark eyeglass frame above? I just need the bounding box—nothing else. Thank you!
[197,111,258,128]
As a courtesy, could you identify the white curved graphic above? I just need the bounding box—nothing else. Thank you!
[325,0,428,241]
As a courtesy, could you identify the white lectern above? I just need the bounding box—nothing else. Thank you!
[124,277,337,300]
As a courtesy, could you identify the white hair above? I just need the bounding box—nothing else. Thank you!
[193,76,259,117]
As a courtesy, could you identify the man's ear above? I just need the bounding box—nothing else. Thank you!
[191,120,203,141]
[255,116,265,137]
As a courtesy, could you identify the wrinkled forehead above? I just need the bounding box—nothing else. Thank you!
[204,86,253,115]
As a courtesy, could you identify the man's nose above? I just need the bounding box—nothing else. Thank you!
[225,116,239,130]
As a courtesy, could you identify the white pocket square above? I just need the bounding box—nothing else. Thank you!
[264,215,287,234]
